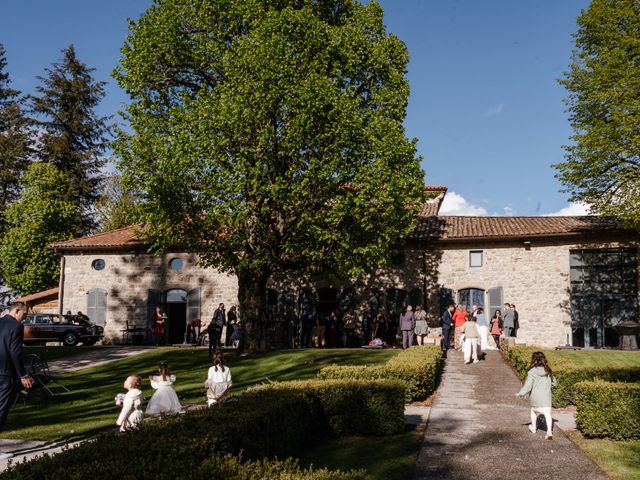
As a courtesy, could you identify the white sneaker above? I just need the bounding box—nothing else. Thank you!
[528,424,536,434]
[0,451,14,460]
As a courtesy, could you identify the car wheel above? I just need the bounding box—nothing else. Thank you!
[62,332,79,347]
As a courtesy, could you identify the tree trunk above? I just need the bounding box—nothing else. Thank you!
[237,270,270,353]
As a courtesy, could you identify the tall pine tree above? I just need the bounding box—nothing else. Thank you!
[0,44,31,228]
[31,45,111,234]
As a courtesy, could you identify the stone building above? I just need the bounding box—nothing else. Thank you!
[49,186,640,348]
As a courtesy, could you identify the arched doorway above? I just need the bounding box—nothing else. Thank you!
[458,288,485,314]
[166,289,187,344]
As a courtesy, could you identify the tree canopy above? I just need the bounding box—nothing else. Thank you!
[31,45,111,234]
[115,0,424,350]
[0,163,77,294]
[556,0,640,228]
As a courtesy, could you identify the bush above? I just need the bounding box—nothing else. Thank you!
[317,346,444,402]
[1,378,402,478]
[506,347,640,407]
[574,380,640,440]
[250,379,405,435]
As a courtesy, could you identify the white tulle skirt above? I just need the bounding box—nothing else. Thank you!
[146,386,183,415]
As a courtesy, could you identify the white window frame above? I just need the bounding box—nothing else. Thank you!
[469,250,483,268]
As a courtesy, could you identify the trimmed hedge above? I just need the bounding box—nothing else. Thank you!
[574,380,640,440]
[1,378,403,479]
[250,379,406,435]
[506,347,640,407]
[317,346,444,402]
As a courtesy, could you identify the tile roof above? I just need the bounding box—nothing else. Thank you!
[49,225,147,251]
[411,215,622,241]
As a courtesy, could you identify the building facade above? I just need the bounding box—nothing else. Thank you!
[49,187,640,348]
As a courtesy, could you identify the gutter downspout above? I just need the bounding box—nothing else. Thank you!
[58,254,65,315]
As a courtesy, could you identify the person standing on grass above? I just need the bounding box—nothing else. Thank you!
[460,315,480,364]
[0,302,34,459]
[208,303,226,355]
[399,305,415,349]
[515,351,556,440]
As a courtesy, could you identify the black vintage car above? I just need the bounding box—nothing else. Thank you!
[23,314,104,346]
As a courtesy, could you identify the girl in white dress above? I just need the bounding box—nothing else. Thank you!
[146,362,183,415]
[205,351,232,406]
[116,375,144,432]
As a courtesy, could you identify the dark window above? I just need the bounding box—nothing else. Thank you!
[91,259,105,271]
[458,288,485,313]
[570,248,638,347]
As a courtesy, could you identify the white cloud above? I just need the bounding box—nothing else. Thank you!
[484,103,504,116]
[439,191,488,216]
[544,202,592,216]
[503,206,515,216]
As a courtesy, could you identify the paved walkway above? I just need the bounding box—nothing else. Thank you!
[47,346,155,373]
[413,350,605,480]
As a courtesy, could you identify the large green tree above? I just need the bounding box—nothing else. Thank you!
[31,45,111,234]
[556,0,640,227]
[95,172,140,232]
[0,44,31,229]
[115,0,424,352]
[0,163,77,295]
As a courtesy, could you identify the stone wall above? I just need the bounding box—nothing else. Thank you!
[427,237,640,349]
[61,252,238,342]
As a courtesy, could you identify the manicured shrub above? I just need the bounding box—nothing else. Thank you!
[250,379,405,435]
[574,380,640,440]
[507,347,640,407]
[3,451,366,480]
[317,346,444,402]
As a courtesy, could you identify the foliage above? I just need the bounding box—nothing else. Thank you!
[0,163,77,294]
[250,379,406,435]
[506,346,640,407]
[94,172,140,232]
[574,380,640,440]
[318,345,444,401]
[4,347,398,441]
[30,45,111,234]
[556,0,640,228]
[114,0,425,351]
[0,44,32,229]
[2,373,400,478]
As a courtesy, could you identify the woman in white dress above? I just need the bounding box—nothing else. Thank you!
[476,308,494,351]
[146,362,183,415]
[116,375,144,432]
[205,351,232,406]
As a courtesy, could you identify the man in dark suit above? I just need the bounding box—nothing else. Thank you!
[0,302,33,458]
[441,304,455,351]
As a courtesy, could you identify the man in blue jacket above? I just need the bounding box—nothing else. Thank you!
[0,302,34,458]
[441,304,455,351]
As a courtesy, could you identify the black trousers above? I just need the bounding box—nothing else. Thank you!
[441,328,453,350]
[208,326,223,356]
[0,377,17,431]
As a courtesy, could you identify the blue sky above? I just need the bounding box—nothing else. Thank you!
[1,0,590,216]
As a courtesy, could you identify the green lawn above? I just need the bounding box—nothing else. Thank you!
[547,349,640,368]
[566,431,640,480]
[300,426,424,480]
[5,347,399,442]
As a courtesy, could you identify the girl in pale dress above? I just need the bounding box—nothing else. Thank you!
[146,362,183,415]
[116,375,144,432]
[205,351,233,406]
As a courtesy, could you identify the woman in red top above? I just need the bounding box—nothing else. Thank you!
[452,306,468,351]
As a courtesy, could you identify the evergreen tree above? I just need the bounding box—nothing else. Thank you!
[0,44,31,227]
[115,0,425,352]
[556,0,640,228]
[0,163,77,295]
[95,171,139,232]
[31,45,111,234]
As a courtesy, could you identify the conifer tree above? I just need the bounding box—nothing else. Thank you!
[0,44,31,227]
[31,45,111,234]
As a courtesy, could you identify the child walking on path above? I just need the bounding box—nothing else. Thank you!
[116,375,144,432]
[515,351,556,440]
[460,316,479,364]
[146,362,183,415]
[205,351,233,406]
